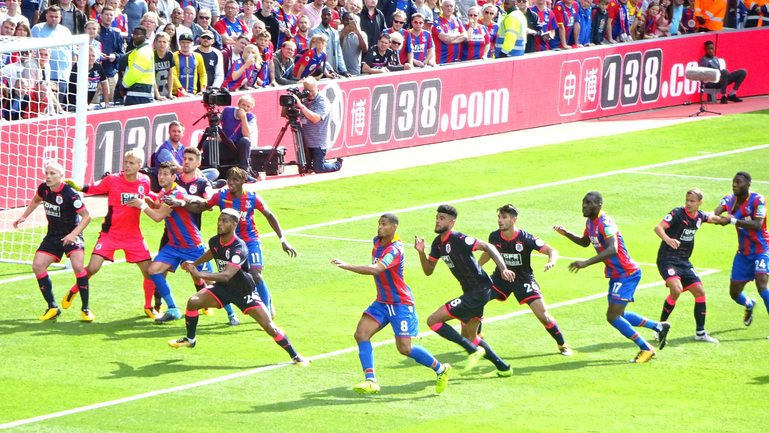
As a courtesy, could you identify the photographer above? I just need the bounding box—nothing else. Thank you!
[219,94,259,179]
[286,77,342,173]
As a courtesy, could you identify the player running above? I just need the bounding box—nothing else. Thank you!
[332,213,452,394]
[415,204,515,376]
[14,163,93,321]
[478,204,572,356]
[554,191,671,363]
[654,188,721,343]
[713,171,769,328]
[64,150,155,320]
[169,209,310,367]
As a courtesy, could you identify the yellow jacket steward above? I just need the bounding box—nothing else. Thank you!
[123,42,155,100]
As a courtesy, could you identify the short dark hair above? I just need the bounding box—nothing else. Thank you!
[183,146,201,160]
[134,25,147,35]
[584,191,603,204]
[704,40,715,48]
[437,204,458,219]
[379,33,391,41]
[227,166,247,182]
[102,5,114,12]
[735,171,752,183]
[158,161,177,176]
[381,212,399,225]
[497,204,519,217]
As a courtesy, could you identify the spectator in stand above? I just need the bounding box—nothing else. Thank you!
[698,39,746,103]
[294,14,312,52]
[387,31,408,67]
[155,0,178,23]
[173,33,207,95]
[606,0,631,43]
[530,0,551,51]
[21,0,40,25]
[426,0,441,24]
[179,0,200,13]
[289,76,342,173]
[128,11,158,49]
[681,0,696,33]
[479,3,498,56]
[668,0,683,34]
[28,80,55,117]
[195,9,222,48]
[379,0,416,28]
[66,45,109,110]
[195,30,224,88]
[84,19,103,62]
[214,0,248,45]
[629,10,649,38]
[291,33,331,78]
[654,0,670,35]
[250,19,267,43]
[32,6,72,103]
[147,0,165,24]
[549,0,577,49]
[383,9,408,37]
[36,0,85,35]
[359,0,385,50]
[123,0,148,33]
[590,0,609,44]
[15,20,32,36]
[272,40,300,84]
[169,6,183,29]
[497,0,525,57]
[74,0,91,21]
[340,11,367,74]
[345,0,362,27]
[177,5,197,40]
[97,6,124,98]
[196,0,217,25]
[105,0,128,37]
[455,0,476,21]
[121,25,155,105]
[413,0,433,30]
[745,0,768,27]
[2,77,29,120]
[3,0,30,26]
[292,0,307,21]
[461,6,490,60]
[431,0,467,64]
[221,33,248,76]
[276,0,297,47]
[255,0,280,47]
[644,2,662,36]
[239,0,259,33]
[153,31,179,99]
[324,0,341,27]
[362,33,406,73]
[519,0,543,54]
[626,0,642,26]
[163,23,179,51]
[223,43,260,90]
[405,12,434,66]
[310,7,348,76]
[92,0,105,20]
[1,18,15,40]
[254,30,273,86]
[574,0,591,46]
[334,0,347,21]
[694,0,725,31]
[304,0,325,28]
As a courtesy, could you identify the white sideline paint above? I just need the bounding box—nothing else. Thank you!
[0,268,720,429]
[633,172,769,184]
[1,143,765,287]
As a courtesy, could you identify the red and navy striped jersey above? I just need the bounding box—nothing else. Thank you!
[382,27,407,37]
[488,228,547,283]
[720,192,769,255]
[111,14,128,33]
[276,8,297,47]
[584,211,640,279]
[293,47,326,79]
[482,21,499,57]
[429,230,491,293]
[607,0,629,39]
[207,188,266,242]
[657,207,710,262]
[293,34,310,53]
[550,0,577,48]
[214,17,249,36]
[175,174,212,229]
[404,29,433,62]
[86,172,150,239]
[372,235,414,305]
[530,5,552,51]
[37,182,85,238]
[160,184,203,248]
[460,25,489,61]
[223,57,255,90]
[431,15,466,64]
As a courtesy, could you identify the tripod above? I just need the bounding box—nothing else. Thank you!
[193,107,239,169]
[689,82,721,117]
[266,113,311,176]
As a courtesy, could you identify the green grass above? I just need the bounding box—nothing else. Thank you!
[2,110,769,432]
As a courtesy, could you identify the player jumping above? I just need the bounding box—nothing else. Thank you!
[332,213,452,394]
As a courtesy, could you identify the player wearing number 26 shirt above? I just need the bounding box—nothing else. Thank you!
[554,191,670,364]
[415,204,514,377]
[332,213,451,395]
[478,204,572,356]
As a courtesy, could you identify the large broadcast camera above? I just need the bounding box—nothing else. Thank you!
[194,88,238,170]
[279,87,311,119]
[264,87,313,176]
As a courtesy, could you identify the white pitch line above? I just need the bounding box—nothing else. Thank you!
[633,172,769,184]
[0,267,720,430]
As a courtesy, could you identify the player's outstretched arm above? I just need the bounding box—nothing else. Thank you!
[653,221,680,250]
[193,262,239,283]
[541,245,558,272]
[179,197,210,213]
[414,235,437,276]
[569,234,617,273]
[476,240,515,282]
[261,209,298,258]
[12,194,43,229]
[127,198,172,222]
[331,259,385,275]
[63,208,92,245]
[553,225,591,247]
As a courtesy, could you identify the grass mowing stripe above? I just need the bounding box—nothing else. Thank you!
[633,172,769,184]
[0,268,720,430]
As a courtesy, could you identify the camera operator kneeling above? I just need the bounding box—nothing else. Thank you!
[220,95,258,179]
[289,77,342,174]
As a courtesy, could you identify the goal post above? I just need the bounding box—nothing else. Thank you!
[0,33,90,268]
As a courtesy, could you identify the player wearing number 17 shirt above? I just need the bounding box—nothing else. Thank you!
[478,204,572,356]
[653,188,721,343]
[554,191,670,363]
[415,204,515,376]
[332,213,452,395]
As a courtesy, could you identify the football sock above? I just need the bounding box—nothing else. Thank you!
[75,270,89,309]
[143,279,155,309]
[69,282,78,294]
[623,311,660,330]
[194,280,205,292]
[759,289,769,314]
[224,303,236,316]
[153,290,162,310]
[149,274,177,309]
[477,339,510,371]
[735,291,750,307]
[36,272,56,309]
[544,320,565,345]
[430,322,477,354]
[408,345,440,371]
[694,296,706,332]
[660,295,676,322]
[185,309,199,340]
[255,280,271,311]
[611,317,653,351]
[272,328,299,359]
[357,341,376,381]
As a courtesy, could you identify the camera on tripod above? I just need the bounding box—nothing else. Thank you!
[195,87,237,172]
[202,87,232,107]
[279,87,311,119]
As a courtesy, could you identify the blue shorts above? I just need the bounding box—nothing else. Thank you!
[363,301,419,338]
[245,240,264,268]
[153,244,207,272]
[731,253,769,282]
[608,270,642,306]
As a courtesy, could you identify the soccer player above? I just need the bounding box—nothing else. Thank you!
[478,204,572,356]
[169,210,309,366]
[14,163,93,321]
[713,171,769,328]
[332,213,452,394]
[64,150,155,319]
[654,188,721,343]
[553,191,671,363]
[415,204,515,376]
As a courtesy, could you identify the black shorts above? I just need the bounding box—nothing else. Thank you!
[657,259,702,290]
[37,234,84,262]
[204,285,264,314]
[443,288,492,325]
[490,274,543,305]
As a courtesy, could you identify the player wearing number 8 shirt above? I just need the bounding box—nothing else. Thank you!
[554,191,670,363]
[415,204,515,376]
[478,204,572,356]
[653,188,721,343]
[332,213,452,395]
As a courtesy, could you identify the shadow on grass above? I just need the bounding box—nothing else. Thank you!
[100,359,262,379]
[748,375,769,385]
[458,359,625,379]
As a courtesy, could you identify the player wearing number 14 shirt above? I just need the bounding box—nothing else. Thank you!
[478,204,572,356]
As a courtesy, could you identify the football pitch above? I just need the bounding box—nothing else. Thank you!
[2,110,769,432]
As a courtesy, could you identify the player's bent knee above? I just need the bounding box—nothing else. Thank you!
[396,339,412,356]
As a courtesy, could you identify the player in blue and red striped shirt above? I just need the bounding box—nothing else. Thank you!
[333,213,452,394]
[555,191,671,363]
[405,14,435,67]
[431,0,468,64]
[461,7,490,61]
[714,171,769,328]
[549,0,577,49]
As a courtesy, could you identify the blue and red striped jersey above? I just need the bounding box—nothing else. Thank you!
[482,21,499,57]
[584,211,640,279]
[531,5,552,51]
[607,0,630,39]
[549,0,577,49]
[461,25,489,61]
[207,188,267,242]
[431,15,466,64]
[160,184,204,248]
[372,235,414,305]
[720,192,769,255]
[276,8,297,47]
[293,34,310,53]
[404,29,434,62]
[383,27,407,37]
[223,57,255,90]
[293,47,326,79]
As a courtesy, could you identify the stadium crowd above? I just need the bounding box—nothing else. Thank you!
[0,0,765,116]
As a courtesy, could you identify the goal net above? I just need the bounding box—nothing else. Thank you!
[0,33,89,268]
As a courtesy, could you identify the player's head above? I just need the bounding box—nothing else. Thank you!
[44,162,65,187]
[218,208,240,236]
[582,191,602,218]
[182,147,201,174]
[378,213,399,239]
[704,40,715,56]
[123,149,144,175]
[168,120,184,143]
[733,171,751,197]
[497,204,518,231]
[435,204,457,234]
[158,161,177,188]
[685,188,704,213]
[226,167,247,194]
